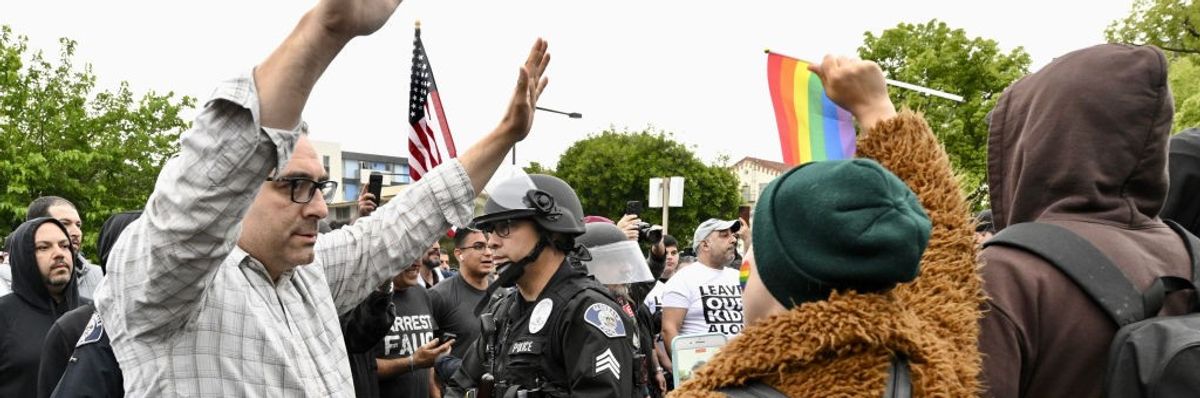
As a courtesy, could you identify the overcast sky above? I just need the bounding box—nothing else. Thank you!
[4,0,1135,171]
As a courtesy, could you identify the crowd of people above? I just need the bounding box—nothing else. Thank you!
[1,0,1198,397]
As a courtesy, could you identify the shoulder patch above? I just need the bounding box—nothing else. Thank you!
[76,313,104,348]
[583,303,626,338]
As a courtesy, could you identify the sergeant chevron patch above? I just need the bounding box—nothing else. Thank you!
[595,348,621,379]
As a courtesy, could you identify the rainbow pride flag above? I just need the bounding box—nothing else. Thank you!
[766,51,856,165]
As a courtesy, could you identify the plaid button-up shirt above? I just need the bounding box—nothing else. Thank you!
[95,72,474,397]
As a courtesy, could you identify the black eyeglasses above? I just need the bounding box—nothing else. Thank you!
[457,242,489,251]
[480,219,519,238]
[266,176,339,204]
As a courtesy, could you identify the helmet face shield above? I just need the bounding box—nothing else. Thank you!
[472,175,540,230]
[488,175,540,212]
[473,174,586,239]
[583,240,655,285]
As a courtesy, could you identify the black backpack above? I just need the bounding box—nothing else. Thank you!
[716,355,911,398]
[984,220,1200,398]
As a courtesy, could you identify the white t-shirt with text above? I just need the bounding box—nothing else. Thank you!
[661,263,744,338]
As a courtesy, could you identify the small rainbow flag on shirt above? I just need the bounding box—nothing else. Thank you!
[739,258,752,289]
[766,51,856,166]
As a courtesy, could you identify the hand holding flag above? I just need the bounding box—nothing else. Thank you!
[807,55,898,131]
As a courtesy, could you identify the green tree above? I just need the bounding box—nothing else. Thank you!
[859,19,1031,210]
[523,161,555,175]
[1171,56,1200,131]
[1107,0,1200,132]
[0,25,195,260]
[1106,0,1200,55]
[553,129,741,248]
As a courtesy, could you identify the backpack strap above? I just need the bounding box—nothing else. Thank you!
[1164,220,1200,284]
[1144,220,1200,315]
[984,222,1145,326]
[717,355,911,398]
[883,355,912,398]
[717,381,788,398]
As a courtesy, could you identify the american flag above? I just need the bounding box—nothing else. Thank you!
[408,27,456,182]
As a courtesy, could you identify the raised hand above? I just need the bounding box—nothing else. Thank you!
[312,0,406,40]
[499,39,551,142]
[357,192,378,218]
[807,55,897,129]
[617,214,642,242]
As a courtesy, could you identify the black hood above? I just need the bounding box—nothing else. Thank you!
[1163,129,1200,234]
[97,210,142,270]
[6,217,82,314]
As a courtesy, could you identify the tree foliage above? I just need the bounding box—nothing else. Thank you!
[1106,0,1200,55]
[0,25,195,259]
[859,19,1031,210]
[1170,56,1200,132]
[552,129,741,248]
[1107,0,1200,132]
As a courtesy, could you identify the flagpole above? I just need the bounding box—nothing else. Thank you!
[764,49,965,103]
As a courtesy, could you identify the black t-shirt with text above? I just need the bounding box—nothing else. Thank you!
[376,286,437,398]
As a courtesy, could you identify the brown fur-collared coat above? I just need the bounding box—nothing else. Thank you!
[669,111,983,397]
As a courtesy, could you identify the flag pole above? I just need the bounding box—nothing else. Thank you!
[765,49,965,103]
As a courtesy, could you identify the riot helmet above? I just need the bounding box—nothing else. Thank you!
[471,174,586,291]
[576,222,654,285]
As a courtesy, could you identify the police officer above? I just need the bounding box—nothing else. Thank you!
[445,175,635,398]
[576,221,666,397]
[49,311,123,397]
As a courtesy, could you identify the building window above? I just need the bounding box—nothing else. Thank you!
[344,182,360,202]
[335,207,351,220]
[397,164,411,184]
[322,156,330,176]
[741,184,753,202]
[371,162,389,172]
[344,160,360,179]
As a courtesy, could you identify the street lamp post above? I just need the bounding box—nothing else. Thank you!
[514,106,583,165]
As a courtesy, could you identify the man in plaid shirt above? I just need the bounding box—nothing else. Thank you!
[92,0,553,395]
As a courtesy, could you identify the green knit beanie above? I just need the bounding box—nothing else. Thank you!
[752,159,930,308]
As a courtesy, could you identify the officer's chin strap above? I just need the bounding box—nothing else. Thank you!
[474,234,551,316]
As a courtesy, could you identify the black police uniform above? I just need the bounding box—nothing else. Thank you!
[49,313,123,398]
[446,260,636,398]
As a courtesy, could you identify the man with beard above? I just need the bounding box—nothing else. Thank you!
[23,197,104,300]
[40,210,142,398]
[661,219,744,353]
[0,218,83,397]
[375,259,453,397]
[429,227,494,382]
[418,244,450,288]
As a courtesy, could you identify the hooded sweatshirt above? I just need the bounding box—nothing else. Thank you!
[1162,129,1200,234]
[37,210,141,398]
[0,218,83,397]
[979,44,1187,398]
[670,111,983,397]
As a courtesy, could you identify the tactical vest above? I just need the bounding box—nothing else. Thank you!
[479,266,638,397]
